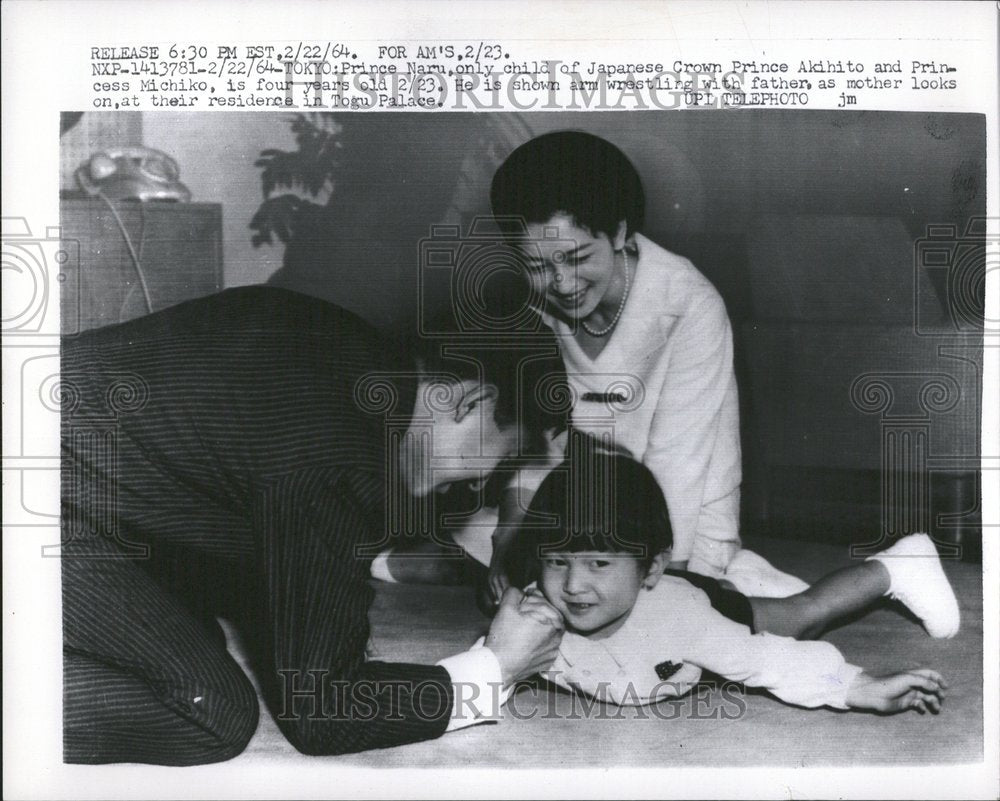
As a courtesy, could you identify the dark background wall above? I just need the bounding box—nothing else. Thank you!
[266,111,986,552]
[253,111,984,332]
[65,111,986,552]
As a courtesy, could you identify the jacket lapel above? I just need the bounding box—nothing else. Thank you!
[589,233,673,369]
[538,233,677,396]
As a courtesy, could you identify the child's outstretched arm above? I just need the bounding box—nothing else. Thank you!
[648,584,945,714]
[845,669,947,714]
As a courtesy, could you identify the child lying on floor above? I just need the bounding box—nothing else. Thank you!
[511,451,959,714]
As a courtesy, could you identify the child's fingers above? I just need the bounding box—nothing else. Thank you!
[911,668,946,683]
[900,689,927,714]
[489,576,507,605]
[520,597,563,628]
[899,670,946,695]
[909,668,947,690]
[922,692,942,714]
[522,608,561,627]
[521,601,562,625]
[519,592,556,610]
[497,585,525,610]
[902,687,943,715]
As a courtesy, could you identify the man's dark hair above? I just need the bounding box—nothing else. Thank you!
[413,283,570,459]
[490,130,646,242]
[517,444,672,570]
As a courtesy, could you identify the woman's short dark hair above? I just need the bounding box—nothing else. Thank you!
[490,131,645,242]
[517,444,672,570]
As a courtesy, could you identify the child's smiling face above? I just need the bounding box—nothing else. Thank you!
[538,551,665,639]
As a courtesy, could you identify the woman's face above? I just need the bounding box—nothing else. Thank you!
[519,213,626,322]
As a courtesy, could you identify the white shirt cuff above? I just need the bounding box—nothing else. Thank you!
[824,661,866,710]
[369,549,398,583]
[437,640,510,731]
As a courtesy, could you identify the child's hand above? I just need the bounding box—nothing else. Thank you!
[846,669,947,714]
[486,526,518,607]
[486,558,511,608]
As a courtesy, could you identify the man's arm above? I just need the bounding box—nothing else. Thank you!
[252,468,561,754]
[252,468,454,755]
[442,586,563,729]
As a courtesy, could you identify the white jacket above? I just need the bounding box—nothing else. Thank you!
[540,234,742,575]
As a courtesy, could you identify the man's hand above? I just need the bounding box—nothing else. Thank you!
[484,587,564,686]
[846,669,947,714]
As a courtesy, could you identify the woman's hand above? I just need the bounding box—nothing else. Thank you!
[846,669,947,714]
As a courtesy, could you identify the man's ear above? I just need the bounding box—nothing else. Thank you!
[642,550,668,590]
[455,381,498,423]
[612,220,628,251]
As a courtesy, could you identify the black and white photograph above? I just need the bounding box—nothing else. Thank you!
[52,105,989,763]
[3,2,998,799]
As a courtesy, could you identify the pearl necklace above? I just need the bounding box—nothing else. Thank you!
[581,250,631,337]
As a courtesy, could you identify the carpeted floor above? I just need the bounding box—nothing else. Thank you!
[229,536,984,767]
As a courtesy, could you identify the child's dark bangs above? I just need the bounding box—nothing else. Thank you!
[534,527,646,559]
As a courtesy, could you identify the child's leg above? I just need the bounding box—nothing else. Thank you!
[749,533,960,640]
[749,560,888,639]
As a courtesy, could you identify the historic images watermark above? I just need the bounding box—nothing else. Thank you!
[276,671,749,724]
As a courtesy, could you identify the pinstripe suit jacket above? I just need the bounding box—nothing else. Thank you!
[61,285,452,755]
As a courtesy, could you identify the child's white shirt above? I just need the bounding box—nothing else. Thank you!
[542,576,864,709]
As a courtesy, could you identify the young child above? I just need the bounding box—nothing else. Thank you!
[516,451,959,714]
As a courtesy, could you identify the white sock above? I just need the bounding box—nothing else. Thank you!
[866,533,960,638]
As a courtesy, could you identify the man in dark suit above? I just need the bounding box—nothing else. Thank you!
[61,285,566,764]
